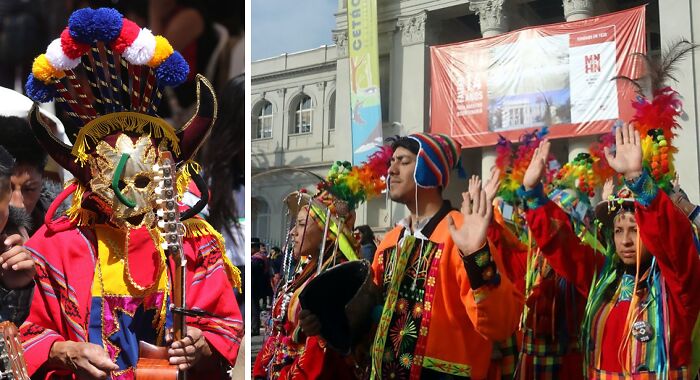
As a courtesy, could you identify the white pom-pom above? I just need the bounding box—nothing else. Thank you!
[122,28,156,65]
[46,38,81,70]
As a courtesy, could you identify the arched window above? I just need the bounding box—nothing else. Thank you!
[328,92,336,131]
[254,101,273,140]
[292,95,312,134]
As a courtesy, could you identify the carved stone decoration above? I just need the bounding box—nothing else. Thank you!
[332,29,349,58]
[316,82,326,91]
[469,0,509,37]
[397,11,427,46]
[562,0,597,21]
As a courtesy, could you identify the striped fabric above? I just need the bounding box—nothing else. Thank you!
[408,133,462,188]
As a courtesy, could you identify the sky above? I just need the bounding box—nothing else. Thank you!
[252,0,338,61]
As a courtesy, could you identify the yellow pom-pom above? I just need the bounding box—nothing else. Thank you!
[32,54,64,83]
[148,36,174,67]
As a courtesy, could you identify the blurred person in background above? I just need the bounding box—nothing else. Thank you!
[354,225,377,263]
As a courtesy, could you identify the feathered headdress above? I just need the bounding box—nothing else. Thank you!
[613,40,696,192]
[316,145,392,213]
[496,127,554,204]
[552,129,616,198]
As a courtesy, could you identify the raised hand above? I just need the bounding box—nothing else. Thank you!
[48,341,119,379]
[169,326,212,371]
[447,189,493,256]
[0,234,36,289]
[484,167,502,204]
[601,178,615,200]
[603,123,643,180]
[523,140,551,190]
[468,175,482,200]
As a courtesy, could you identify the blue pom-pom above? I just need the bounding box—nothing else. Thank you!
[156,52,190,87]
[68,8,97,44]
[93,8,123,42]
[25,74,56,103]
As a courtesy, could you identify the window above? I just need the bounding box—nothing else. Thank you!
[252,197,270,241]
[293,95,312,134]
[328,93,336,131]
[255,101,273,140]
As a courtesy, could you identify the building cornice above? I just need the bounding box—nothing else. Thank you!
[252,61,338,83]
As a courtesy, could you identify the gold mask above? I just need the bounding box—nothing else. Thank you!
[89,135,159,228]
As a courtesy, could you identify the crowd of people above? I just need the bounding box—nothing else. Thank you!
[251,44,700,380]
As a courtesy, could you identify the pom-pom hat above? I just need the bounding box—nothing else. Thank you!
[24,7,217,230]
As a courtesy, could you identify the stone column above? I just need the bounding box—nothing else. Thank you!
[332,29,354,162]
[396,11,428,136]
[658,0,700,202]
[564,0,598,161]
[470,0,509,175]
[563,0,597,22]
[470,0,510,38]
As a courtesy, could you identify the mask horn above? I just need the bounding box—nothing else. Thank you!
[28,104,89,183]
[176,75,217,162]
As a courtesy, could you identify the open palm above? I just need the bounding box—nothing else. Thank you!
[523,140,551,190]
[448,190,492,255]
[603,123,643,179]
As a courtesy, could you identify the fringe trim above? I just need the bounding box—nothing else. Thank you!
[176,161,201,200]
[71,111,180,164]
[183,218,242,292]
[65,180,96,226]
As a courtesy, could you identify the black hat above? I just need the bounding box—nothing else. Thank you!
[299,260,380,355]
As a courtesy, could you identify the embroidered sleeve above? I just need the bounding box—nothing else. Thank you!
[462,243,501,290]
[0,284,33,325]
[516,183,549,210]
[625,169,658,207]
[634,180,700,322]
[525,200,604,297]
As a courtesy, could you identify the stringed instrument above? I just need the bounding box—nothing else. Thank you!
[0,322,29,380]
[136,152,187,380]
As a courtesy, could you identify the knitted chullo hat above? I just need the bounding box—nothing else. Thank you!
[408,133,464,188]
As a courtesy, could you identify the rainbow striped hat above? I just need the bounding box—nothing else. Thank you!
[408,133,463,188]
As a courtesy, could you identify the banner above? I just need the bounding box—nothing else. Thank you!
[348,0,383,164]
[430,6,646,148]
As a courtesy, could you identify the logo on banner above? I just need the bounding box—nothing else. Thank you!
[585,54,601,74]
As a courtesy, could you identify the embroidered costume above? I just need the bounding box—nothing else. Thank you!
[18,7,242,379]
[253,150,390,380]
[370,133,522,380]
[522,171,700,379]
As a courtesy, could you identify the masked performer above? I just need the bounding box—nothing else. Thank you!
[253,151,390,380]
[18,7,243,379]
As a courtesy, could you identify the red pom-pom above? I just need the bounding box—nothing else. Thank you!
[111,18,140,54]
[60,27,89,59]
[651,161,659,169]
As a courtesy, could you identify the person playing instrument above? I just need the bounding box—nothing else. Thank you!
[253,150,390,380]
[18,7,243,379]
[0,145,36,326]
